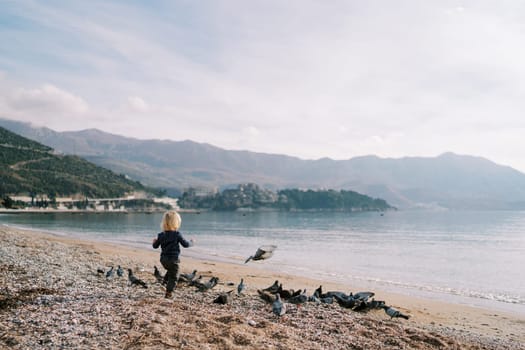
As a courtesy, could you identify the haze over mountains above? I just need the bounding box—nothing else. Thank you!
[2,117,525,210]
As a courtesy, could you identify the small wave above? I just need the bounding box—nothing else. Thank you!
[333,273,525,306]
[441,287,524,305]
[1,223,71,237]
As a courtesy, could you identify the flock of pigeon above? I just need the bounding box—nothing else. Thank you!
[241,244,410,320]
[97,245,410,321]
[255,280,410,320]
[97,265,148,288]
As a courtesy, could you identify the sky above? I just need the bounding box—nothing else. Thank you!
[1,0,525,172]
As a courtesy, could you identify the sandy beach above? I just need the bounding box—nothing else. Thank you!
[1,225,523,349]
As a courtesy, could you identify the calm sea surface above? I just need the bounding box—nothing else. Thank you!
[1,210,524,315]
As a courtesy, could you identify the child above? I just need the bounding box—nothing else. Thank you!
[152,210,194,298]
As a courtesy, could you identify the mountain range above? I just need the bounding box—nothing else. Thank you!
[2,117,525,210]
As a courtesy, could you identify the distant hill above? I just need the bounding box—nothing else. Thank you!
[2,117,525,209]
[0,126,148,198]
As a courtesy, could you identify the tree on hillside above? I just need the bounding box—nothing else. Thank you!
[2,196,14,209]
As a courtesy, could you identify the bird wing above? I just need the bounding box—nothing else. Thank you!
[246,245,277,263]
[354,291,375,301]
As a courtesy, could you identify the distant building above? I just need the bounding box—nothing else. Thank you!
[184,186,218,198]
[153,197,180,210]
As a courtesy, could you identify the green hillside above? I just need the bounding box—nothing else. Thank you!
[0,127,147,198]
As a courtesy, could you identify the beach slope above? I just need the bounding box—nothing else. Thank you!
[0,226,523,349]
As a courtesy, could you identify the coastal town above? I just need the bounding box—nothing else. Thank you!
[2,183,393,213]
[1,193,178,213]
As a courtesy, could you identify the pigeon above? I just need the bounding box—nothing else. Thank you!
[257,289,276,303]
[291,288,303,298]
[319,296,334,304]
[353,291,375,302]
[351,300,367,312]
[367,299,386,309]
[189,275,203,287]
[237,278,245,295]
[213,290,233,305]
[105,266,114,279]
[313,285,323,298]
[262,280,280,294]
[196,277,219,292]
[308,294,321,303]
[244,245,277,263]
[127,269,148,288]
[116,265,124,277]
[383,306,410,320]
[333,294,357,308]
[179,269,197,283]
[277,284,294,299]
[272,293,286,317]
[308,294,334,304]
[287,290,308,305]
[321,291,350,299]
[153,266,164,284]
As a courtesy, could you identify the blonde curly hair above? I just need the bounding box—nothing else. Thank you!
[161,210,182,231]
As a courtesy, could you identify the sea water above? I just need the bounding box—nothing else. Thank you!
[1,210,524,316]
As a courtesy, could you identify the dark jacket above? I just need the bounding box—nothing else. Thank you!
[152,230,192,260]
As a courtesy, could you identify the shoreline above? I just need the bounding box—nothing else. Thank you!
[1,225,524,349]
[0,206,395,214]
[0,208,165,214]
[1,220,523,317]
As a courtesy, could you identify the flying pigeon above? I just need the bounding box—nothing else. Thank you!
[244,245,277,264]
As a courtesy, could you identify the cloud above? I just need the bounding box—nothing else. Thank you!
[0,76,91,130]
[242,126,260,137]
[2,1,525,172]
[5,84,88,115]
[126,96,149,113]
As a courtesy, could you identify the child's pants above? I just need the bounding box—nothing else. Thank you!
[160,258,180,292]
